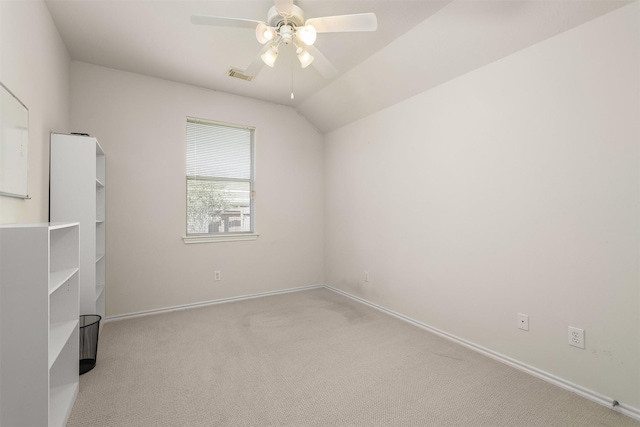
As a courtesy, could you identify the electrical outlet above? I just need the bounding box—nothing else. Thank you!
[568,326,585,349]
[214,270,221,281]
[517,313,529,331]
[364,271,369,282]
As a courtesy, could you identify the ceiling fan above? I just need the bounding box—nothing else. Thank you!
[191,0,377,79]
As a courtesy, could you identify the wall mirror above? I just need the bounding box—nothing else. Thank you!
[0,82,29,198]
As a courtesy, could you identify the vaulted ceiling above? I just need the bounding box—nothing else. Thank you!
[44,0,631,133]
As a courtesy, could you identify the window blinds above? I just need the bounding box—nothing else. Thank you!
[186,119,252,180]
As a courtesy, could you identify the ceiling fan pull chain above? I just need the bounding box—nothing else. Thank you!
[290,62,295,100]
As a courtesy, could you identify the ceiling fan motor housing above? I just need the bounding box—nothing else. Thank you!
[279,25,294,44]
[267,5,305,28]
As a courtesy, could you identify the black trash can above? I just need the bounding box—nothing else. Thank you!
[79,314,101,375]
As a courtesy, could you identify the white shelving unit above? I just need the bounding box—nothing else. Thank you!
[0,222,80,427]
[50,133,106,318]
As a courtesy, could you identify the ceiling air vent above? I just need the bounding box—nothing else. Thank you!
[227,68,254,82]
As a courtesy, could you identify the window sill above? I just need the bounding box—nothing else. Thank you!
[182,233,259,244]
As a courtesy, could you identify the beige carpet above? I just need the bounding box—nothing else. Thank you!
[68,288,638,426]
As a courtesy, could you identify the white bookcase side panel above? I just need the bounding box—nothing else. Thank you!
[0,227,50,427]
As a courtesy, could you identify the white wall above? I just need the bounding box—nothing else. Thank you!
[324,3,639,409]
[70,62,324,317]
[0,0,70,224]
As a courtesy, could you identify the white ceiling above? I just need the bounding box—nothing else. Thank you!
[45,0,631,133]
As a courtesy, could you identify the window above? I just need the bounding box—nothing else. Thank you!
[185,118,255,242]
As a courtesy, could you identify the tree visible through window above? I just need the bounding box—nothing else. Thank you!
[186,118,254,235]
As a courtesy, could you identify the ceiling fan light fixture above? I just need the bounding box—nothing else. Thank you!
[296,47,314,68]
[279,24,294,44]
[261,44,279,67]
[256,22,276,44]
[297,25,317,45]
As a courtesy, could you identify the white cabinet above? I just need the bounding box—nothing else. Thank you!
[0,222,80,427]
[50,133,106,318]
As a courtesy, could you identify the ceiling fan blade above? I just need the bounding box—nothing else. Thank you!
[305,45,338,79]
[244,44,271,77]
[274,0,294,16]
[305,13,377,33]
[191,15,263,29]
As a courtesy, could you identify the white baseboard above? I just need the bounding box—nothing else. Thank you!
[103,284,324,323]
[322,285,640,422]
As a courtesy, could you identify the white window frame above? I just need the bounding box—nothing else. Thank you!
[183,117,258,244]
